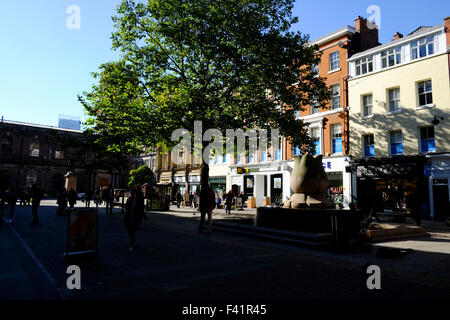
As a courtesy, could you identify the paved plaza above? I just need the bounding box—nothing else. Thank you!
[1,200,450,301]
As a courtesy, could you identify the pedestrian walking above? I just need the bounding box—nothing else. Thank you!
[85,189,93,208]
[193,192,198,208]
[189,193,194,208]
[5,189,17,223]
[105,185,114,215]
[30,184,42,226]
[198,185,216,234]
[176,190,182,208]
[56,188,68,215]
[94,186,101,208]
[224,190,233,215]
[67,187,77,209]
[124,189,145,251]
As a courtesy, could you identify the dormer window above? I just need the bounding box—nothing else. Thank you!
[382,47,401,68]
[411,36,435,60]
[355,56,373,76]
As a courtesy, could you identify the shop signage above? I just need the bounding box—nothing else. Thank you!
[174,176,186,183]
[188,175,200,183]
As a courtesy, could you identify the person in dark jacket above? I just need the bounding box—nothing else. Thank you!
[67,187,77,209]
[224,191,233,215]
[85,189,93,208]
[5,189,17,223]
[56,188,68,215]
[30,184,43,226]
[124,189,145,251]
[198,185,216,233]
[176,190,183,208]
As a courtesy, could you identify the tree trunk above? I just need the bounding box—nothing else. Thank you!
[201,140,210,189]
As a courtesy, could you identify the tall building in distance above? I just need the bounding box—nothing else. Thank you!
[58,114,81,131]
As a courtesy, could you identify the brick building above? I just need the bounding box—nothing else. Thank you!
[0,120,130,196]
[287,16,380,208]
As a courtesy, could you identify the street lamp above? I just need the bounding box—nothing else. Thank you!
[431,115,444,126]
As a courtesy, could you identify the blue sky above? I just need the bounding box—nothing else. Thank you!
[1,0,449,127]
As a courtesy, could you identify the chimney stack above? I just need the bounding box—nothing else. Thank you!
[444,16,450,47]
[392,32,404,41]
[354,16,379,52]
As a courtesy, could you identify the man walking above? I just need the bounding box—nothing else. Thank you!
[198,185,216,234]
[30,184,43,226]
[105,184,114,215]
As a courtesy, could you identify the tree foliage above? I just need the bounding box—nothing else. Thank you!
[128,165,155,186]
[80,0,330,184]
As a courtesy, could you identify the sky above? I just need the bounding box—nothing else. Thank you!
[1,0,449,128]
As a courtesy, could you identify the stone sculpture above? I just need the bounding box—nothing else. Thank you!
[283,154,334,208]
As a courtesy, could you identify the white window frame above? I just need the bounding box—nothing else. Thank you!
[310,126,322,155]
[330,84,340,110]
[362,94,373,118]
[355,56,373,76]
[417,80,433,107]
[389,131,403,156]
[331,124,343,155]
[329,51,340,71]
[419,126,436,154]
[388,88,401,113]
[363,134,375,158]
[411,36,435,60]
[382,47,401,68]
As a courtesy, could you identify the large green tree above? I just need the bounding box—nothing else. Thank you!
[80,0,329,188]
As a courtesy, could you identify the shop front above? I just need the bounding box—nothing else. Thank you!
[350,156,428,217]
[321,156,352,209]
[209,176,226,200]
[188,173,201,196]
[229,162,291,207]
[173,173,187,202]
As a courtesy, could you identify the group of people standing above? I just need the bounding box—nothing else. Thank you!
[0,184,43,226]
[55,185,117,216]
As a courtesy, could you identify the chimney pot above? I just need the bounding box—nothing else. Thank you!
[392,32,404,41]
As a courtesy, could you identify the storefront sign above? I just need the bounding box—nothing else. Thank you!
[174,176,186,183]
[188,175,200,183]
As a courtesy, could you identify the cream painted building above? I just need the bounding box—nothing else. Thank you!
[348,18,450,220]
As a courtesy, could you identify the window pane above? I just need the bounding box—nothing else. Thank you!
[428,43,434,55]
[362,64,367,74]
[419,94,426,106]
[428,139,436,152]
[419,44,427,57]
[388,55,394,66]
[412,48,418,60]
[261,151,267,162]
[333,138,342,153]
